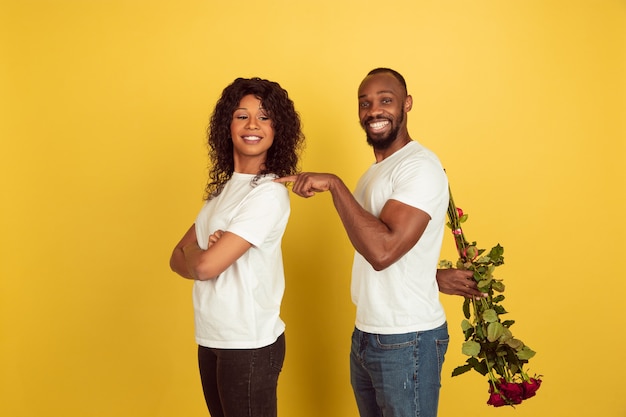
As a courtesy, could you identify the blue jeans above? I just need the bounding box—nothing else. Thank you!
[350,323,449,417]
[197,333,285,417]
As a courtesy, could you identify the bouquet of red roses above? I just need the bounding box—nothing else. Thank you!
[440,187,542,407]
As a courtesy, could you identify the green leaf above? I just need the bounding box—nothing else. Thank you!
[482,309,498,323]
[506,338,524,350]
[461,341,481,356]
[492,281,505,292]
[499,327,513,343]
[502,320,515,328]
[471,358,489,375]
[463,327,474,340]
[494,305,507,315]
[461,318,475,340]
[461,319,473,332]
[492,294,505,303]
[477,276,492,286]
[506,348,522,374]
[451,363,473,377]
[516,346,536,360]
[438,259,453,269]
[487,322,504,342]
[488,244,504,261]
[475,323,485,339]
[496,349,508,357]
[462,298,471,319]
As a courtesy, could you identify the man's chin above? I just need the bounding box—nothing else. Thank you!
[366,134,394,150]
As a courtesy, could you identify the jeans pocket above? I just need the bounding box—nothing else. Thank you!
[269,334,286,372]
[435,337,449,373]
[375,332,417,349]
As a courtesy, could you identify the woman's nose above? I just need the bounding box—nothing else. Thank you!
[246,118,259,129]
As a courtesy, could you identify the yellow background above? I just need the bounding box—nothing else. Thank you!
[2,1,625,416]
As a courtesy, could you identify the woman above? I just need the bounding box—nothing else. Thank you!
[170,77,304,417]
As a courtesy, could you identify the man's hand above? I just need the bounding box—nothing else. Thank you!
[436,268,486,298]
[275,173,337,198]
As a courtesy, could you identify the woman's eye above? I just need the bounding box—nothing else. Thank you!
[236,115,248,120]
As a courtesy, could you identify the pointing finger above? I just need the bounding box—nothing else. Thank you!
[274,175,298,183]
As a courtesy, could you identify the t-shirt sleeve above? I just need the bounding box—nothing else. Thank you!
[225,182,290,247]
[391,156,448,218]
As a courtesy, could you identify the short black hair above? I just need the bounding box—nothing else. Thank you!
[366,68,408,94]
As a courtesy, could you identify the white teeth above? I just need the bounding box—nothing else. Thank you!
[243,136,261,141]
[369,121,389,130]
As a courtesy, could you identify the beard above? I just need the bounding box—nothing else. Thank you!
[363,110,405,150]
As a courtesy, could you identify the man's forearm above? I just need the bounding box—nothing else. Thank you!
[327,177,395,270]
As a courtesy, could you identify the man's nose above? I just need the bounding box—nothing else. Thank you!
[367,103,384,117]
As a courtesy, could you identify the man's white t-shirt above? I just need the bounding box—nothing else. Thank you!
[351,141,449,334]
[192,173,289,349]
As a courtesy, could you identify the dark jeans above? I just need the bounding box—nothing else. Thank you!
[198,333,285,417]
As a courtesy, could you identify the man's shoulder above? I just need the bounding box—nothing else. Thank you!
[394,142,443,170]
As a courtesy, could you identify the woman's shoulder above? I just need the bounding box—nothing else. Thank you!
[251,175,290,196]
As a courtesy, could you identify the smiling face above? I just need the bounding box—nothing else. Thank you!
[230,94,275,173]
[358,72,412,151]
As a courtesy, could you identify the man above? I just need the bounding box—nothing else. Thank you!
[277,68,482,417]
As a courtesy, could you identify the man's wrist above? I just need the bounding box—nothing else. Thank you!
[328,174,344,193]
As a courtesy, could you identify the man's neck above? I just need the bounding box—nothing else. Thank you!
[373,133,412,163]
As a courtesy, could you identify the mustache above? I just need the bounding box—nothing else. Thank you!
[362,116,391,125]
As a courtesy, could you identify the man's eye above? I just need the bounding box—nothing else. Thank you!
[359,102,369,108]
[382,98,392,104]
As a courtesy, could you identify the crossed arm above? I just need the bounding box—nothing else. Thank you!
[169,225,251,281]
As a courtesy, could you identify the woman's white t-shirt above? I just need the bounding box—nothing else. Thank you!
[192,173,290,349]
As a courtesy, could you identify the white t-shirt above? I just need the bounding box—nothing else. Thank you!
[351,141,449,334]
[192,173,289,349]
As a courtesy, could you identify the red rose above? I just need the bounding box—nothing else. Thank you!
[522,377,542,399]
[498,381,524,404]
[456,207,464,217]
[487,392,508,407]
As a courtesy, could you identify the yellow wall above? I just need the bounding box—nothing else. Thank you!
[1,1,624,416]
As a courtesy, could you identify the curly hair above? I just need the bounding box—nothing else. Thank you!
[204,77,305,200]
